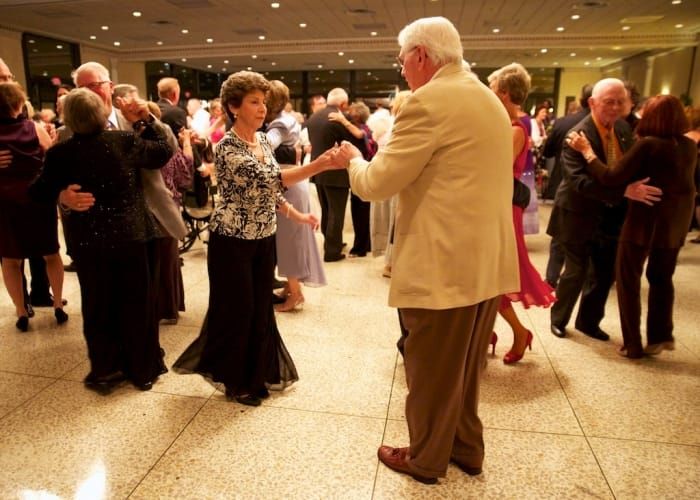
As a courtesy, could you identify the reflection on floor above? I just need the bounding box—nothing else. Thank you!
[0,203,698,499]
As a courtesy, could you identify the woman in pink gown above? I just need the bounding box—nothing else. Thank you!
[488,63,556,364]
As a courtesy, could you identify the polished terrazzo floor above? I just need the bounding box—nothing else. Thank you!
[0,201,698,499]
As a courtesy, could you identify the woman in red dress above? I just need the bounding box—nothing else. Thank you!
[488,64,556,364]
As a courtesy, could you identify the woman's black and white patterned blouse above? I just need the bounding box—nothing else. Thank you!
[209,131,286,240]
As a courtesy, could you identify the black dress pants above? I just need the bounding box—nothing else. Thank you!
[551,235,617,330]
[350,192,371,255]
[317,184,349,259]
[75,241,161,385]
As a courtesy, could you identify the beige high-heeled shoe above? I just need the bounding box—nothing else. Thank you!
[274,294,305,312]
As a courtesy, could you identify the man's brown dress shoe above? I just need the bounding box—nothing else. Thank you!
[377,446,437,484]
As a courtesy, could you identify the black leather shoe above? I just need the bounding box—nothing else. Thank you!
[134,381,153,391]
[579,326,610,341]
[84,371,126,394]
[550,324,567,338]
[323,254,346,262]
[16,316,29,332]
[25,303,35,318]
[32,296,68,307]
[235,394,262,406]
[55,308,69,325]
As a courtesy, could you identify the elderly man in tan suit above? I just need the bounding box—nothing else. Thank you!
[334,17,518,484]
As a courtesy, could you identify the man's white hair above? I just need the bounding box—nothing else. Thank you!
[72,61,110,86]
[398,17,463,66]
[591,78,625,99]
[327,88,348,106]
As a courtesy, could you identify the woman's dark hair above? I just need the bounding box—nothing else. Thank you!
[636,94,690,138]
[0,82,26,118]
[265,80,289,122]
[220,71,270,123]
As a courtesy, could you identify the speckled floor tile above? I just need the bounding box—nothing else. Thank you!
[0,371,56,419]
[374,419,612,499]
[0,380,206,499]
[589,437,700,499]
[263,334,397,417]
[550,355,700,445]
[130,402,384,499]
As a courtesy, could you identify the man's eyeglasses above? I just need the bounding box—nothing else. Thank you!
[81,80,110,90]
[396,47,418,69]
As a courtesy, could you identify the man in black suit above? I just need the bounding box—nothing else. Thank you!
[547,78,654,341]
[156,77,187,137]
[306,88,361,261]
[542,84,592,287]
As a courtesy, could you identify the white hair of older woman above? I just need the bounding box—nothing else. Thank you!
[326,88,348,107]
[398,17,463,66]
[71,61,110,86]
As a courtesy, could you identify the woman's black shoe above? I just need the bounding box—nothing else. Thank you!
[55,308,68,325]
[25,303,35,318]
[134,381,153,391]
[256,388,270,399]
[16,316,29,332]
[84,370,126,394]
[235,394,262,406]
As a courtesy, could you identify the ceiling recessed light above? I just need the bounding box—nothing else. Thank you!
[247,66,253,70]
[596,56,603,60]
[32,48,37,52]
[271,2,280,7]
[207,64,212,68]
[392,62,398,67]
[224,59,229,64]
[348,59,354,64]
[553,61,559,65]
[89,35,96,40]
[132,11,141,17]
[271,61,276,66]
[28,39,35,43]
[206,38,213,43]
[329,70,334,74]
[570,52,577,56]
[613,46,622,50]
[584,61,590,66]
[56,44,63,49]
[222,68,227,72]
[540,48,548,53]
[317,64,323,68]
[370,31,377,36]
[182,29,189,34]
[258,35,266,40]
[367,71,372,76]
[672,0,682,4]
[675,23,684,28]
[622,25,631,31]
[299,22,307,28]
[181,58,187,62]
[113,41,120,47]
[492,28,500,33]
[252,54,258,59]
[338,51,344,56]
[156,41,163,45]
[556,26,565,32]
[571,14,580,20]
[101,25,109,30]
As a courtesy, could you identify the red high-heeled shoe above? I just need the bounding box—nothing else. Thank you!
[503,330,533,365]
[489,332,498,355]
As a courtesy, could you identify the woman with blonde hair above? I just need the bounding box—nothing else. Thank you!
[488,63,556,364]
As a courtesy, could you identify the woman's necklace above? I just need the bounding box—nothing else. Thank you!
[232,127,259,147]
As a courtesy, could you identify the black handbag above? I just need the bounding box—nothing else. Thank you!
[513,177,531,209]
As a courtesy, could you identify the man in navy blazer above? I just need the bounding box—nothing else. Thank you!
[547,78,657,341]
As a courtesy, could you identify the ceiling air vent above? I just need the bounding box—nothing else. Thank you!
[32,8,79,18]
[165,0,213,8]
[353,23,387,31]
[347,8,376,16]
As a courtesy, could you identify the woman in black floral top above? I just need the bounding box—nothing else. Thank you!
[174,71,338,406]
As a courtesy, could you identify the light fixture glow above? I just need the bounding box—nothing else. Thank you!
[207,64,212,68]
[675,23,684,28]
[299,22,307,28]
[181,58,187,62]
[584,61,590,65]
[28,39,35,43]
[89,35,96,40]
[182,29,189,34]
[258,35,266,40]
[252,54,258,59]
[206,38,213,43]
[156,41,163,45]
[56,44,63,49]
[492,28,500,33]
[338,51,344,56]
[113,41,120,46]
[570,52,577,57]
[317,64,323,68]
[556,26,565,32]
[622,25,631,31]
[132,11,141,17]
[247,66,253,70]
[671,0,682,4]
[370,31,377,36]
[348,59,354,64]
[271,2,280,7]
[571,14,580,20]
[101,25,109,30]
[224,60,229,64]
[271,61,277,66]
[540,48,548,53]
